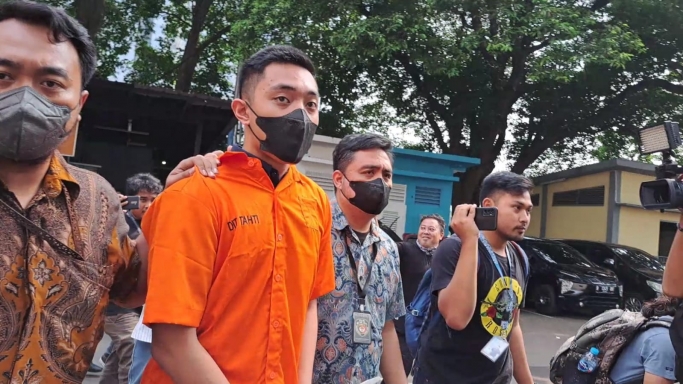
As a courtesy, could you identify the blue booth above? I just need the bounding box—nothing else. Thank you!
[380,148,480,237]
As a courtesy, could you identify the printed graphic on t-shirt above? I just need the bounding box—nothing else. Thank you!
[480,276,524,338]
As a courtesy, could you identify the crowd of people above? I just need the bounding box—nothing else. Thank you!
[3,1,683,384]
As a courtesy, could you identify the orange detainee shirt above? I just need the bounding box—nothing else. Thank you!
[140,152,335,384]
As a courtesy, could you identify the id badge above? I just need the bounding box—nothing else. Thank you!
[352,311,372,345]
[481,336,509,362]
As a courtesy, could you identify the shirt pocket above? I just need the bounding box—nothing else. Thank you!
[299,197,323,233]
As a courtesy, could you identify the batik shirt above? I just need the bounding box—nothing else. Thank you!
[0,153,140,383]
[314,200,405,384]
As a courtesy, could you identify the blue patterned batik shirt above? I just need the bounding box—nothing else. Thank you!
[313,200,406,384]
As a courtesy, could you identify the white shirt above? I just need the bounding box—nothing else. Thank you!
[131,306,152,343]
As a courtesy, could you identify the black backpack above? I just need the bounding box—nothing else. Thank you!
[549,309,671,384]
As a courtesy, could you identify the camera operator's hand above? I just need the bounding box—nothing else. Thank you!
[450,204,479,241]
[118,194,128,212]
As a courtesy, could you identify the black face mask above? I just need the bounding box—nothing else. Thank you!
[343,176,391,215]
[246,104,317,164]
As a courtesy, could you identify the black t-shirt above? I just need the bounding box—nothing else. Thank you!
[416,235,528,384]
[395,239,432,334]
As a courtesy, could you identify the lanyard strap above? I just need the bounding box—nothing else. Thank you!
[345,230,378,301]
[478,233,515,290]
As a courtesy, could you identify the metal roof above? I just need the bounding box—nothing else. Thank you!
[533,158,656,185]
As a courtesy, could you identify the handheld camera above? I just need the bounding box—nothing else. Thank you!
[638,121,683,210]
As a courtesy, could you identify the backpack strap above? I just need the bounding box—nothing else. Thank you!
[509,241,530,281]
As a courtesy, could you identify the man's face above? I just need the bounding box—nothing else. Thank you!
[417,218,443,249]
[483,192,533,241]
[333,148,393,208]
[0,19,89,163]
[232,63,319,164]
[130,189,157,221]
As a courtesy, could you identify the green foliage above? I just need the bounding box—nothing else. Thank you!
[32,0,683,202]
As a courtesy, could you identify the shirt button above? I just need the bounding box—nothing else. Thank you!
[248,159,255,167]
[275,274,282,282]
[269,372,276,380]
[277,233,283,241]
[273,320,280,328]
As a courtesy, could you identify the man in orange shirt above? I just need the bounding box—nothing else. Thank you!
[141,45,335,384]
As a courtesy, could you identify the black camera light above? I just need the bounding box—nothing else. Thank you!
[639,121,683,210]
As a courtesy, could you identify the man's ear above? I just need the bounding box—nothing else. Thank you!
[231,99,250,125]
[332,170,344,189]
[481,197,495,208]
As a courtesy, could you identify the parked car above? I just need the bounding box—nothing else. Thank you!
[556,239,664,312]
[518,237,623,316]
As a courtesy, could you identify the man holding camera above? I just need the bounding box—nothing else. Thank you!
[413,172,535,384]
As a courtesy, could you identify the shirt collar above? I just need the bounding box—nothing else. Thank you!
[331,199,382,242]
[231,145,286,186]
[43,151,80,199]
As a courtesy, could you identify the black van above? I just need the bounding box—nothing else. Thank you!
[518,237,623,316]
[556,239,664,312]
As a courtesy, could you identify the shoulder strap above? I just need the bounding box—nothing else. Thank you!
[0,195,83,260]
[509,241,530,277]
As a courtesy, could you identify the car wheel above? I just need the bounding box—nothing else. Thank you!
[625,294,644,312]
[534,284,559,316]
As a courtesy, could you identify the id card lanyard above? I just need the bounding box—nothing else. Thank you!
[478,233,516,332]
[345,230,378,312]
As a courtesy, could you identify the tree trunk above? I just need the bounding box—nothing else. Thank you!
[451,162,497,209]
[175,0,214,92]
[73,0,106,42]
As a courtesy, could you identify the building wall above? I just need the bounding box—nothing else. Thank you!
[619,172,650,205]
[617,206,677,255]
[543,172,610,241]
[526,189,543,237]
[395,175,453,234]
[617,171,680,255]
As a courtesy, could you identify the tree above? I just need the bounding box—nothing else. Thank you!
[508,0,683,177]
[235,0,683,205]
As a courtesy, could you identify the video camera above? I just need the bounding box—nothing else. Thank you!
[639,121,683,210]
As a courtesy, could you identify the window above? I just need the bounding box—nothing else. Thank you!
[414,186,441,206]
[531,194,540,206]
[659,221,677,257]
[610,246,664,272]
[525,241,594,268]
[552,186,605,206]
[306,171,334,193]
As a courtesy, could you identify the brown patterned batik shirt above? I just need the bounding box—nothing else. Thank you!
[0,153,141,384]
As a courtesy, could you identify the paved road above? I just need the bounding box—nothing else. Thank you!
[83,310,588,384]
[513,309,588,384]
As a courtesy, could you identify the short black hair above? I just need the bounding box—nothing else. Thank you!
[0,1,97,88]
[479,171,534,203]
[125,173,163,196]
[420,214,446,234]
[332,133,394,172]
[236,45,315,99]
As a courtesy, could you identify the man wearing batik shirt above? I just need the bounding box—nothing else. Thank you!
[314,134,407,384]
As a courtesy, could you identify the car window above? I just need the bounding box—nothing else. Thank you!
[527,241,595,268]
[564,242,591,258]
[609,246,665,271]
